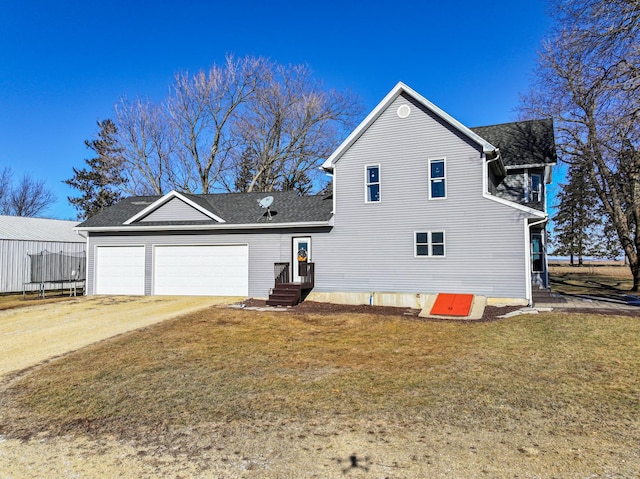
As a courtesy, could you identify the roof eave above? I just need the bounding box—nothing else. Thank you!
[75,220,333,233]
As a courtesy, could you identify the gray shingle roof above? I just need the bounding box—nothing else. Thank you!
[0,216,83,242]
[78,191,333,229]
[471,119,557,167]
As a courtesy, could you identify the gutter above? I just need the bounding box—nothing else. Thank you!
[75,219,334,234]
[485,147,507,177]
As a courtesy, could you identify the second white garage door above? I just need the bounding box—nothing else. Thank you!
[153,245,248,296]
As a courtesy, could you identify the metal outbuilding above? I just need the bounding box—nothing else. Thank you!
[0,215,85,294]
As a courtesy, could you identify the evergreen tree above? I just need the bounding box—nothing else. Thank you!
[66,119,127,220]
[551,162,608,265]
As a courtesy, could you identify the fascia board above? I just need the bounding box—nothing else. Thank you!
[76,220,333,233]
[505,162,558,170]
[322,84,403,171]
[482,191,547,218]
[322,82,497,171]
[123,190,226,225]
[400,82,497,155]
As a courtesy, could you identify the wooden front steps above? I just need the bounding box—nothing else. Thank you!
[267,283,302,306]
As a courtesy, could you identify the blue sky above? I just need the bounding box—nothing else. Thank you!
[0,0,554,220]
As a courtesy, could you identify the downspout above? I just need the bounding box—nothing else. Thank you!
[526,217,548,306]
[484,147,504,196]
[74,228,89,296]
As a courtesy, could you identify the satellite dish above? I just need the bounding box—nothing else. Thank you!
[258,196,274,209]
[257,195,274,221]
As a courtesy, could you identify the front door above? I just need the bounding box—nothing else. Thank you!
[292,237,311,283]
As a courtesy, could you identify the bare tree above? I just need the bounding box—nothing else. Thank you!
[110,55,362,196]
[115,99,176,195]
[521,0,640,289]
[0,167,11,210]
[2,173,56,217]
[230,64,362,193]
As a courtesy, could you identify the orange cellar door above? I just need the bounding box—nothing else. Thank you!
[430,293,474,317]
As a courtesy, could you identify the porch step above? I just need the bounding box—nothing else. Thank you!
[532,287,566,305]
[267,283,302,307]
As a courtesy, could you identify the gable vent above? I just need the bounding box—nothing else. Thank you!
[397,105,411,118]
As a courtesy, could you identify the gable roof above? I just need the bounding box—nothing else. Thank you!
[124,190,226,224]
[76,190,333,231]
[322,82,499,172]
[471,119,557,168]
[0,216,82,242]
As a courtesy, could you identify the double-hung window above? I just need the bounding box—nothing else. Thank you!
[527,172,542,203]
[415,231,445,257]
[365,165,380,202]
[429,158,446,199]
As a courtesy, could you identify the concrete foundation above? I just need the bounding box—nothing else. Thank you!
[306,291,528,308]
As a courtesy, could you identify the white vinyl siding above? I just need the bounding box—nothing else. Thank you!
[153,245,248,296]
[95,246,145,295]
[139,197,213,222]
[323,93,531,299]
[86,231,331,299]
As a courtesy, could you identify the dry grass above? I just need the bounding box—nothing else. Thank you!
[549,263,634,295]
[0,291,77,311]
[1,306,639,477]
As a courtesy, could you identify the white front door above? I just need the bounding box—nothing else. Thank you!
[292,237,311,283]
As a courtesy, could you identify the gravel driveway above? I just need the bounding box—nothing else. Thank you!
[0,295,236,376]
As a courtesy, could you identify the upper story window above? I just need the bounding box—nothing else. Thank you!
[415,231,446,257]
[528,172,542,203]
[365,165,380,202]
[429,158,446,199]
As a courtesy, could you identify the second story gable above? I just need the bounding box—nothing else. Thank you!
[322,82,554,221]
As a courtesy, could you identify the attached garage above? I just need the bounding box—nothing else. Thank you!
[153,244,248,296]
[95,246,145,295]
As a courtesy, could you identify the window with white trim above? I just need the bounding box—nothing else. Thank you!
[365,165,380,202]
[527,172,543,203]
[429,158,446,199]
[415,231,445,257]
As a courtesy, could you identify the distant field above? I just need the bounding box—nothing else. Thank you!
[549,262,634,294]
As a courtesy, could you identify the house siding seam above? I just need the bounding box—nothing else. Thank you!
[138,197,213,222]
[319,93,531,299]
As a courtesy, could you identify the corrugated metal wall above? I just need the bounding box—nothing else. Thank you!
[0,240,86,293]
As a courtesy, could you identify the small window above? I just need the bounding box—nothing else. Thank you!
[429,159,446,199]
[528,173,542,203]
[366,165,380,202]
[415,231,446,257]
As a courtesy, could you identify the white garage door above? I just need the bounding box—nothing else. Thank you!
[95,246,145,295]
[153,245,248,296]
